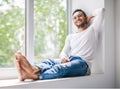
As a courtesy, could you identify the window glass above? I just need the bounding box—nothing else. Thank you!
[34,0,67,63]
[0,0,25,67]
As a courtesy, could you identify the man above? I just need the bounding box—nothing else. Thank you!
[14,8,105,81]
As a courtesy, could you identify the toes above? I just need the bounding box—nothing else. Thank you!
[16,51,22,54]
[14,52,23,61]
[19,77,25,81]
[15,54,21,60]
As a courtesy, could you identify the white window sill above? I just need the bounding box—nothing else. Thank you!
[0,73,104,88]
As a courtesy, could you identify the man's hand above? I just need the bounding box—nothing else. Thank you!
[87,14,94,24]
[61,57,70,63]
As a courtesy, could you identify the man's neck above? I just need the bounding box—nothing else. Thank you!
[78,25,87,33]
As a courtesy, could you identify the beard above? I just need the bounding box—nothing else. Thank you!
[77,19,87,28]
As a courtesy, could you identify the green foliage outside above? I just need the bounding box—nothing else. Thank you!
[34,0,67,61]
[0,0,25,67]
[0,0,66,67]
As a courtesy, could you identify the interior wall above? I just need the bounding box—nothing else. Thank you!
[115,0,120,87]
[71,0,104,74]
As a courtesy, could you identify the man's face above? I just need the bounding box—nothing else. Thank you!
[72,11,87,28]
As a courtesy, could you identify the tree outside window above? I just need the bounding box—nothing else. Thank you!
[0,0,25,67]
[0,0,66,67]
[34,0,67,63]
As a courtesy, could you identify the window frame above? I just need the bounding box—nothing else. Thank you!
[26,0,71,64]
[0,0,26,79]
[25,0,34,65]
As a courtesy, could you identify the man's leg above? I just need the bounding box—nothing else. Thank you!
[38,57,88,80]
[14,52,40,81]
[14,57,40,81]
[36,59,61,72]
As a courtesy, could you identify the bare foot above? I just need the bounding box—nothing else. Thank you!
[14,51,40,81]
[20,67,39,81]
[15,52,35,74]
[14,57,24,81]
[32,66,41,74]
[14,59,39,81]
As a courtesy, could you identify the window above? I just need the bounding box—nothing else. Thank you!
[0,0,25,67]
[0,0,69,79]
[34,0,67,63]
[0,0,25,79]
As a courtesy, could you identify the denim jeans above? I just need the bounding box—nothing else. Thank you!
[36,56,89,80]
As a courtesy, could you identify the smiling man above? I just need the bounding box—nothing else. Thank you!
[72,9,88,29]
[14,8,105,81]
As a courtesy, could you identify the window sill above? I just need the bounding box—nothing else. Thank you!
[0,73,104,88]
[0,68,17,80]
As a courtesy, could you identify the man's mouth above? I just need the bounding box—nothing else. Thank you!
[77,20,83,24]
[77,19,83,23]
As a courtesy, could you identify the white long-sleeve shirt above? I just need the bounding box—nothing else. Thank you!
[60,8,105,68]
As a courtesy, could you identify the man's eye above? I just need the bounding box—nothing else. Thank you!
[74,17,76,19]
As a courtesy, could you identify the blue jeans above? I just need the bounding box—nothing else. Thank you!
[36,56,88,80]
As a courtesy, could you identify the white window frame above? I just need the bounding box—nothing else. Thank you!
[26,0,71,64]
[0,0,26,79]
[67,0,72,34]
[25,0,34,65]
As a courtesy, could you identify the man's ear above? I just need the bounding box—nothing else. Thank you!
[84,17,88,24]
[86,16,88,23]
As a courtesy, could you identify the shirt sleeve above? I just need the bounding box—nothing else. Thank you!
[59,35,71,59]
[90,8,105,33]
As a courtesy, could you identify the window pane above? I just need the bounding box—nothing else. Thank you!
[0,0,25,67]
[34,0,67,63]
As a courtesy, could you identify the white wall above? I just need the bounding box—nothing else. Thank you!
[71,0,104,74]
[115,0,120,87]
[71,0,104,33]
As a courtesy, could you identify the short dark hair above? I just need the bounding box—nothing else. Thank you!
[72,9,87,17]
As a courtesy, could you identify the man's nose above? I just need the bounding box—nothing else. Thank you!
[76,17,79,20]
[76,17,81,21]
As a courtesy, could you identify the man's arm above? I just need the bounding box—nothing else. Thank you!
[87,14,94,24]
[88,8,105,32]
[59,35,71,63]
